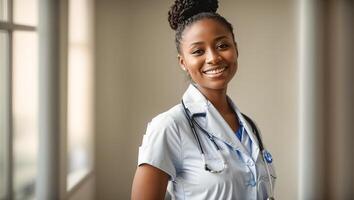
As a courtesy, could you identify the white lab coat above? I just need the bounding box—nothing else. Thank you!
[138,84,276,200]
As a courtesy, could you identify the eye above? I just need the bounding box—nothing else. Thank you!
[191,49,204,56]
[217,43,229,50]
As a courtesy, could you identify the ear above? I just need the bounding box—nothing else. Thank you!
[178,54,187,71]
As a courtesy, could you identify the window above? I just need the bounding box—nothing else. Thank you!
[13,0,37,26]
[67,0,94,190]
[0,0,7,21]
[12,31,38,200]
[1,0,95,197]
[0,0,38,199]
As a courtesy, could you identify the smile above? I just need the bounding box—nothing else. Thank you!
[202,66,227,76]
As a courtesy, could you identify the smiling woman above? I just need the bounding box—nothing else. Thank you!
[177,18,238,95]
[131,0,276,199]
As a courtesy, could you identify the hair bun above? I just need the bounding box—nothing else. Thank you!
[168,0,218,30]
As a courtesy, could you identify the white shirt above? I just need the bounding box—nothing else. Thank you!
[138,84,276,200]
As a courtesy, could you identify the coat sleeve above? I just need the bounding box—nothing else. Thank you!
[138,114,182,181]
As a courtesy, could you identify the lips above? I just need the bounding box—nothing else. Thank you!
[202,65,228,76]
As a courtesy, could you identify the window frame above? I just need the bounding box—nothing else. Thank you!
[0,0,37,199]
[0,0,95,199]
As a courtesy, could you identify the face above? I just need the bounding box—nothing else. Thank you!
[178,18,238,93]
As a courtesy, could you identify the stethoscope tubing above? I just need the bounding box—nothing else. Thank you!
[181,100,226,173]
[181,100,208,154]
[181,99,275,199]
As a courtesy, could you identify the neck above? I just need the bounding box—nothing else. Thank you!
[196,85,233,114]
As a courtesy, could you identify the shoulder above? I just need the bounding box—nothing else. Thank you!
[148,104,186,131]
[138,106,185,181]
[141,104,186,157]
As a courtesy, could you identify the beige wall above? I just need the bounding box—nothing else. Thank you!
[68,175,95,200]
[95,0,298,199]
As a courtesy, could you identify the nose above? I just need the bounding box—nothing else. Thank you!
[206,49,222,64]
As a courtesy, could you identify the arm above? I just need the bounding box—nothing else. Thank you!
[131,164,169,200]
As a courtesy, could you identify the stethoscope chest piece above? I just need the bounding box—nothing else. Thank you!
[181,99,275,199]
[263,150,273,164]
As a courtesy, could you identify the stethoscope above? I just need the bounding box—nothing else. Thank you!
[181,99,275,200]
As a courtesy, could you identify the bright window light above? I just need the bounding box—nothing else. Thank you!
[67,0,94,190]
[13,0,38,26]
[12,31,38,200]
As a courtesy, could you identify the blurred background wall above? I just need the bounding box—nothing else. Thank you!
[0,0,354,200]
[95,0,298,199]
[298,1,354,199]
[1,0,352,199]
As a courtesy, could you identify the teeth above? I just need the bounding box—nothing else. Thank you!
[204,67,226,75]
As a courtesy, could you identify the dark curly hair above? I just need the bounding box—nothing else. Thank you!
[168,0,235,53]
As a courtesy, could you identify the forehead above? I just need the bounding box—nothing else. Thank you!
[181,18,232,44]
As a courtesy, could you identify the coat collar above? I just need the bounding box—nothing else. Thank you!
[228,97,260,161]
[182,84,260,160]
[182,84,209,116]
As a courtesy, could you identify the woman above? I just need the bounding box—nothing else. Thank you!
[131,0,276,199]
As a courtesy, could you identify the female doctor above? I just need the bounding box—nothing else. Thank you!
[131,0,276,199]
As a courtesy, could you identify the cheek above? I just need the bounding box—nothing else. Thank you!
[226,52,238,75]
[226,51,238,63]
[226,52,238,68]
[185,56,204,71]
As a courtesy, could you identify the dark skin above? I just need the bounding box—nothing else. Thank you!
[131,18,239,200]
[178,18,239,132]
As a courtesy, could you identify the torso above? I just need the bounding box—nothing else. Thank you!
[164,104,276,200]
[138,84,276,200]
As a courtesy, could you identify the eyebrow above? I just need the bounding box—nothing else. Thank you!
[189,35,229,47]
